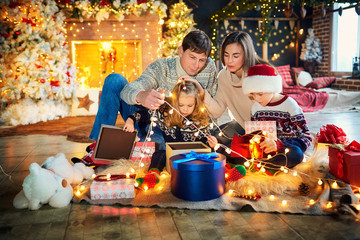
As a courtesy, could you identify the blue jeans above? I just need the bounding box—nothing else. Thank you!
[89,73,166,150]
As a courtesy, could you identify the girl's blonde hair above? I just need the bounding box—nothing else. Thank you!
[165,81,209,128]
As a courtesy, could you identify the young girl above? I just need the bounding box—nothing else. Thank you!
[241,64,312,172]
[123,80,219,189]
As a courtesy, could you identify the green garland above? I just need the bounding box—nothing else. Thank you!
[210,0,360,60]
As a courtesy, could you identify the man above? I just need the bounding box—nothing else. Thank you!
[74,30,218,166]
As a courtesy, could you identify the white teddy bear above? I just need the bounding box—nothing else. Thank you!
[13,162,73,210]
[41,153,94,185]
[13,153,95,210]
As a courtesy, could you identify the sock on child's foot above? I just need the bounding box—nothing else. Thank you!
[136,168,160,190]
[226,165,246,182]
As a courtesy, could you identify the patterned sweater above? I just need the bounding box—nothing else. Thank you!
[121,57,218,105]
[128,105,211,145]
[251,96,312,152]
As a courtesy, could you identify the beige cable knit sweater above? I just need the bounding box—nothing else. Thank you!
[204,67,253,127]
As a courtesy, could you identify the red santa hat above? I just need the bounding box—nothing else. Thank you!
[242,64,283,95]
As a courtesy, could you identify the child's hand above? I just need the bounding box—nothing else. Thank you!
[123,119,135,132]
[259,137,277,154]
[207,135,218,149]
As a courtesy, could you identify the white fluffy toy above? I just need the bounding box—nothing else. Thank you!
[13,163,73,210]
[41,153,94,185]
[13,153,94,210]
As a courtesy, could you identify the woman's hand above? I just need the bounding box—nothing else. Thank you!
[207,135,218,149]
[259,137,277,154]
[179,75,205,97]
[123,118,135,132]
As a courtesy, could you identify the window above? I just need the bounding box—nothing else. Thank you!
[331,3,360,72]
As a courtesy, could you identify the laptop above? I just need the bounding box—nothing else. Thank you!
[92,125,138,166]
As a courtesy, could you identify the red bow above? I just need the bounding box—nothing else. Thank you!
[316,124,347,144]
[345,140,360,152]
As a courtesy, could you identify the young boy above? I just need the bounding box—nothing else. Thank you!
[242,64,312,170]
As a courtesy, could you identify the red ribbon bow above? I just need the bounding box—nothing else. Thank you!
[316,124,347,144]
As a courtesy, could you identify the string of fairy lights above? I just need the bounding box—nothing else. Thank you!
[73,81,360,211]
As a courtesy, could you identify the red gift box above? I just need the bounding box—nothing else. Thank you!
[130,142,155,162]
[231,131,264,159]
[328,141,360,187]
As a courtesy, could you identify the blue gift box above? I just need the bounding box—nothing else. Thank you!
[170,151,226,201]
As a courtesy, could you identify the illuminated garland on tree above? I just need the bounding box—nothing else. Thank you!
[161,1,195,57]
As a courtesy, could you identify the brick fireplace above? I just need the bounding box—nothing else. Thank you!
[65,13,162,89]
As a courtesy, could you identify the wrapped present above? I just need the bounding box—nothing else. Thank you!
[130,142,155,162]
[231,130,264,159]
[165,142,211,173]
[90,177,135,200]
[328,141,360,187]
[169,151,226,201]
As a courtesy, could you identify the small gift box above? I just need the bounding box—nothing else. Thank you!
[231,130,264,159]
[90,178,135,200]
[328,141,360,187]
[169,151,226,201]
[130,142,155,162]
[165,142,211,173]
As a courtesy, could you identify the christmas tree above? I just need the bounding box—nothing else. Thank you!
[300,28,322,64]
[0,0,77,125]
[161,1,196,57]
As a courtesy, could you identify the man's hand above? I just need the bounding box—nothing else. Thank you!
[259,137,277,154]
[179,75,205,98]
[135,89,165,110]
[123,118,135,132]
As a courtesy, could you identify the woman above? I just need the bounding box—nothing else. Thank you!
[186,31,269,146]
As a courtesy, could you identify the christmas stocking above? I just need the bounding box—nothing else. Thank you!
[136,168,160,190]
[225,164,246,182]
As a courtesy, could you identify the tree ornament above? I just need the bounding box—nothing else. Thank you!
[298,182,310,195]
[338,6,343,16]
[355,4,360,16]
[300,4,307,19]
[284,3,293,18]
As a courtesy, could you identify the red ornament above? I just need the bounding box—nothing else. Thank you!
[50,80,60,87]
[9,1,21,9]
[22,18,36,27]
[40,79,46,83]
[99,0,110,7]
[137,0,147,4]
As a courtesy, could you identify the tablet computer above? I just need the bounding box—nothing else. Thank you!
[93,125,138,165]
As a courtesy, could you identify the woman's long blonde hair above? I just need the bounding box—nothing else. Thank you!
[165,81,209,128]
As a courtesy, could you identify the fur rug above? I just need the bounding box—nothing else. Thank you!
[75,147,358,215]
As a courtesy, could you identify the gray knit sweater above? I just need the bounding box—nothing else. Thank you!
[120,57,218,104]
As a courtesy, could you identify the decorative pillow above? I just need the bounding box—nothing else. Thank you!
[276,65,294,87]
[306,77,336,89]
[296,71,313,87]
[290,67,304,82]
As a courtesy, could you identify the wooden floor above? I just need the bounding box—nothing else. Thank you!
[0,111,360,240]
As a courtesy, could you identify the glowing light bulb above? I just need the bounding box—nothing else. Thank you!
[80,185,85,191]
[332,181,338,188]
[186,120,191,125]
[169,109,174,114]
[92,174,96,179]
[257,163,261,168]
[293,171,298,176]
[218,132,223,137]
[309,199,315,205]
[285,148,290,153]
[134,182,139,187]
[201,107,205,112]
[150,131,154,135]
[152,123,156,127]
[126,172,130,178]
[228,189,234,194]
[76,190,81,196]
[158,186,163,190]
[269,195,275,200]
[267,154,272,159]
[194,132,199,137]
[225,173,229,178]
[140,162,145,167]
[161,173,166,178]
[261,167,266,172]
[107,173,111,180]
[281,200,287,206]
[244,161,250,167]
[318,179,323,185]
[326,202,333,208]
[225,148,231,154]
[284,169,288,173]
[214,144,220,151]
[144,186,149,191]
[130,168,135,173]
[210,123,214,128]
[280,166,285,171]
